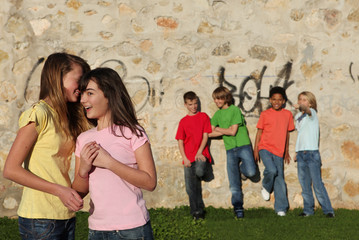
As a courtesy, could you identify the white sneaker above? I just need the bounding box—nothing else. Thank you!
[277,211,286,216]
[261,187,270,201]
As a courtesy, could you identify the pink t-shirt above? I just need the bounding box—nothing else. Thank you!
[175,112,212,163]
[257,108,295,157]
[75,125,149,231]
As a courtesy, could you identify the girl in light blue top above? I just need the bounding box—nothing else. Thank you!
[294,91,334,218]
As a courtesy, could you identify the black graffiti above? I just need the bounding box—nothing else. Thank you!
[219,61,295,117]
[24,57,45,101]
[349,62,358,83]
[99,59,151,112]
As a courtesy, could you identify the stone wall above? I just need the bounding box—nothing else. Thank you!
[1,0,359,217]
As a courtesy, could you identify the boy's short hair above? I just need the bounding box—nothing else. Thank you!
[269,86,288,101]
[183,91,197,102]
[212,86,233,105]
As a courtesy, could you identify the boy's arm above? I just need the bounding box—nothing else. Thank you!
[284,131,291,164]
[208,125,223,138]
[178,140,191,167]
[195,132,208,162]
[254,129,263,163]
[214,124,238,136]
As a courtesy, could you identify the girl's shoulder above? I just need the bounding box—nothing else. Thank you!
[113,124,147,138]
[19,100,54,126]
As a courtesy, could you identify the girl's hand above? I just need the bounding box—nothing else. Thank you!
[79,141,99,177]
[293,104,300,109]
[56,185,83,212]
[92,144,114,169]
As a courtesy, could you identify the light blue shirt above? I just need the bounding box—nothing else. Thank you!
[295,108,319,152]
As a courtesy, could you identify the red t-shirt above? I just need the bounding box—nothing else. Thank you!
[175,112,212,163]
[257,108,294,157]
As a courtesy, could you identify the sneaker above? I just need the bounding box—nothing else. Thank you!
[326,213,335,218]
[277,211,286,216]
[241,173,248,181]
[193,211,205,220]
[249,165,261,183]
[298,212,310,217]
[235,209,244,219]
[261,187,270,201]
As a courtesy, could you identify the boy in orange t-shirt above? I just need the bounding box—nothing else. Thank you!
[254,86,294,216]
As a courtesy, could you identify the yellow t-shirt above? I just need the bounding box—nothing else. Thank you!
[17,100,75,219]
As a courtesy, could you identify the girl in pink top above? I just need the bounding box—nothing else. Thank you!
[72,68,157,240]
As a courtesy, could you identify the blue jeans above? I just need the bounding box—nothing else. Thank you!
[259,149,289,213]
[18,217,75,240]
[297,150,334,215]
[88,221,154,240]
[226,144,258,211]
[184,160,209,216]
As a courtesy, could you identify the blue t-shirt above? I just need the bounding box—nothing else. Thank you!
[295,108,319,152]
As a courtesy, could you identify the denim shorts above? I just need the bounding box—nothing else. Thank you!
[18,216,76,240]
[88,220,154,240]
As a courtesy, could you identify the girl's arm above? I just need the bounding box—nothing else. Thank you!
[195,132,208,162]
[72,156,89,198]
[3,123,83,211]
[72,141,99,198]
[293,104,312,116]
[253,129,263,163]
[93,141,157,191]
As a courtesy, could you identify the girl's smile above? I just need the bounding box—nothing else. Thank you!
[81,80,111,125]
[63,63,83,102]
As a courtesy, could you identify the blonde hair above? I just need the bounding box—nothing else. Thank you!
[298,91,317,112]
[212,86,233,106]
[39,52,91,140]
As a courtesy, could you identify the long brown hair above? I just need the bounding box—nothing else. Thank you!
[39,52,91,140]
[79,67,144,138]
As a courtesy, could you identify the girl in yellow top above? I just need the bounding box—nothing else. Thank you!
[4,52,91,240]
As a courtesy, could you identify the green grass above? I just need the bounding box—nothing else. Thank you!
[1,207,359,240]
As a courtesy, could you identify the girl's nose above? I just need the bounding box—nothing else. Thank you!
[80,94,86,103]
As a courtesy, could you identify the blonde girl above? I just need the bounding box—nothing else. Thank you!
[4,52,91,239]
[294,91,334,218]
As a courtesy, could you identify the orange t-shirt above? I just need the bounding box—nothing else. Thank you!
[257,108,294,157]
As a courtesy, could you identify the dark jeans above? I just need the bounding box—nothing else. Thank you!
[88,221,154,240]
[184,160,212,216]
[18,217,76,240]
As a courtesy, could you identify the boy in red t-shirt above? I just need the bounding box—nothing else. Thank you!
[254,86,295,217]
[175,91,213,220]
